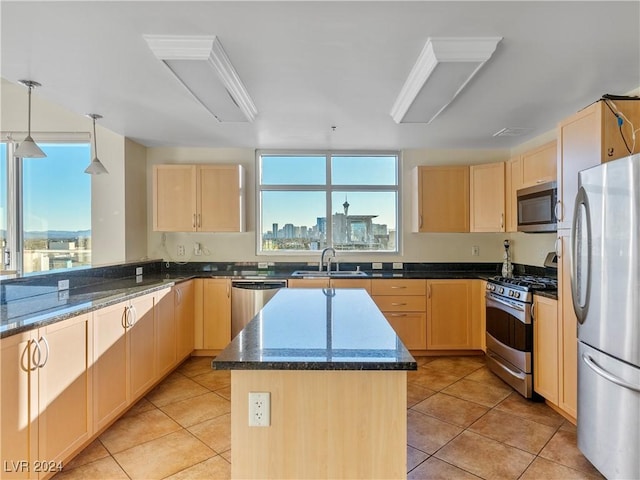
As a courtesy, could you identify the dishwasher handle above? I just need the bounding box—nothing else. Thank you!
[231,281,287,290]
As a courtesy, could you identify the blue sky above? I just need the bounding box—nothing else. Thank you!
[1,143,91,232]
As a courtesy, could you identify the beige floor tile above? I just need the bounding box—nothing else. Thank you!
[122,396,157,418]
[408,369,462,391]
[421,356,485,377]
[415,356,437,367]
[164,455,231,480]
[188,413,231,454]
[191,370,232,392]
[407,445,430,472]
[464,365,513,389]
[435,430,535,480]
[55,456,129,480]
[146,371,209,407]
[175,356,216,378]
[468,409,557,454]
[113,430,214,479]
[61,439,110,470]
[161,392,231,428]
[495,392,565,428]
[99,408,182,454]
[215,385,231,401]
[412,392,489,428]
[443,378,512,408]
[520,457,604,480]
[409,457,482,480]
[407,409,463,454]
[561,419,578,432]
[407,382,436,407]
[539,429,604,476]
[219,449,232,463]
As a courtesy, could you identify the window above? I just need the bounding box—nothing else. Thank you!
[2,141,92,274]
[257,152,400,254]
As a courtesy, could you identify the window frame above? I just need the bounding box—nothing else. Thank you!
[1,134,92,275]
[256,150,402,256]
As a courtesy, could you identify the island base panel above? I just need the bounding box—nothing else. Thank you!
[231,370,407,479]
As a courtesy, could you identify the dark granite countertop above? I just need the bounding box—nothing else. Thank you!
[212,288,417,371]
[0,274,184,338]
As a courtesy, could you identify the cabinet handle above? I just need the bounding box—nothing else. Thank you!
[391,302,407,306]
[554,201,562,222]
[419,215,423,228]
[38,336,50,368]
[128,305,137,327]
[389,313,408,317]
[428,285,432,298]
[197,213,201,228]
[176,288,182,305]
[500,213,504,230]
[536,179,545,184]
[29,339,41,371]
[226,283,230,298]
[390,285,406,289]
[121,307,129,329]
[531,303,536,320]
[193,213,196,228]
[557,238,563,258]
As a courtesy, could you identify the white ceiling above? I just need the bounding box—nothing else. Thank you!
[1,1,639,150]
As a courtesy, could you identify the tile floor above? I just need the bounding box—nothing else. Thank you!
[54,355,603,479]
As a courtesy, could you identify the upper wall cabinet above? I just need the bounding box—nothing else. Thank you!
[470,162,505,232]
[153,164,245,232]
[557,99,640,229]
[412,166,469,233]
[505,141,557,232]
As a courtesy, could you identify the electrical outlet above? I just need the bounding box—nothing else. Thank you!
[136,275,143,284]
[177,245,185,256]
[248,392,270,427]
[372,262,383,270]
[472,245,480,256]
[392,262,403,270]
[136,267,143,275]
[57,279,69,291]
[58,290,69,301]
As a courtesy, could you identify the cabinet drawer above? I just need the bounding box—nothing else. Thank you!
[373,295,425,312]
[383,312,427,350]
[371,279,426,296]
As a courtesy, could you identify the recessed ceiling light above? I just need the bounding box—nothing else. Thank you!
[144,35,257,123]
[390,37,502,124]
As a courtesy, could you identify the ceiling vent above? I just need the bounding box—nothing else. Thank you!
[390,37,502,124]
[493,127,533,137]
[144,35,257,123]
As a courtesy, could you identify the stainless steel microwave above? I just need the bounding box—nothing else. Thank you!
[517,181,557,232]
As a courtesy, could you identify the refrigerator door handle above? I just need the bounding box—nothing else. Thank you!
[571,186,591,324]
[582,353,640,393]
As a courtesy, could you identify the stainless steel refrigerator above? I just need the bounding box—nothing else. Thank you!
[572,153,640,479]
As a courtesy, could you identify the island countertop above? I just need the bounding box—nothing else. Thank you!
[212,288,417,371]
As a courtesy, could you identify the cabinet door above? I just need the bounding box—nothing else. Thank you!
[175,280,195,361]
[372,295,425,312]
[371,279,426,296]
[329,278,372,294]
[427,280,474,349]
[129,294,157,399]
[558,231,577,418]
[153,165,197,232]
[383,312,427,350]
[505,157,522,233]
[287,278,331,288]
[198,165,244,232]
[1,331,37,479]
[470,162,505,232]
[155,288,177,378]
[38,314,92,468]
[521,141,557,187]
[202,279,232,350]
[533,295,559,403]
[414,166,469,232]
[93,301,129,431]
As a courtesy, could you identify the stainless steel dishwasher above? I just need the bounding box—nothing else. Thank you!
[231,279,287,338]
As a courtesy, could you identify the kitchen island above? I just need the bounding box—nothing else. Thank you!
[213,287,416,479]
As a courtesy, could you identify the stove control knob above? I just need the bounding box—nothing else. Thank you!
[498,287,505,294]
[514,292,520,299]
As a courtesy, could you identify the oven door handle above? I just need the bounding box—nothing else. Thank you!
[486,294,525,312]
[487,351,527,380]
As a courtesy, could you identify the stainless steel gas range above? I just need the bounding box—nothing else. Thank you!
[485,267,557,398]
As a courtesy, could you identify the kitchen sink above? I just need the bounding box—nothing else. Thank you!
[290,270,368,278]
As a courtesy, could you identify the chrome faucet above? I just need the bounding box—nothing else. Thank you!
[319,247,336,272]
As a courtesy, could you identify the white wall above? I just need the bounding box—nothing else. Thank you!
[1,79,146,266]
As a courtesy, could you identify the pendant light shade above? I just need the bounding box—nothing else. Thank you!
[14,80,47,158]
[84,114,109,175]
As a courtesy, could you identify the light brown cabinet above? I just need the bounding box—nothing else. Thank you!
[427,279,481,350]
[153,164,245,232]
[557,99,640,229]
[128,294,157,400]
[288,278,372,294]
[412,165,469,232]
[201,279,232,350]
[372,279,427,351]
[175,280,195,361]
[155,288,177,379]
[1,314,92,479]
[470,162,505,232]
[533,294,559,404]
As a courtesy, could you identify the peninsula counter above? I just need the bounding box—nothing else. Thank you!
[213,288,416,479]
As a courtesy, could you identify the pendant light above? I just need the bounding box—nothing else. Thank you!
[14,80,47,158]
[84,114,109,175]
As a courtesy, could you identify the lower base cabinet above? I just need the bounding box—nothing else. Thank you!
[533,295,559,403]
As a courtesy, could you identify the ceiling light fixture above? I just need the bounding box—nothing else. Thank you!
[390,37,502,124]
[144,35,257,123]
[84,114,109,175]
[14,80,47,158]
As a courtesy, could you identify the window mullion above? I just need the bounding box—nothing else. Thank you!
[326,153,332,248]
